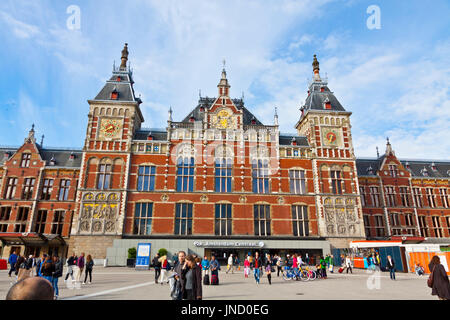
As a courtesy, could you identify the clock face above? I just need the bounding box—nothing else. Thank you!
[100,119,122,139]
[321,127,342,147]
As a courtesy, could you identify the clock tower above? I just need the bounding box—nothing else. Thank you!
[295,55,365,248]
[69,44,144,257]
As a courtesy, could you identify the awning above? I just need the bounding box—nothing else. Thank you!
[391,236,425,244]
[0,233,66,247]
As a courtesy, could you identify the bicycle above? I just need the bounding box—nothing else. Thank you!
[282,266,301,281]
[302,266,316,281]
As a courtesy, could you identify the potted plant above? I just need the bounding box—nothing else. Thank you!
[127,247,137,268]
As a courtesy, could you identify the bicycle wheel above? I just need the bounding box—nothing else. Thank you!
[300,271,309,281]
[282,270,290,281]
[309,271,316,280]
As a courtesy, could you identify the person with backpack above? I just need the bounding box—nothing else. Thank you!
[52,256,63,299]
[64,252,77,283]
[152,253,161,283]
[8,251,18,278]
[158,255,170,285]
[83,255,94,284]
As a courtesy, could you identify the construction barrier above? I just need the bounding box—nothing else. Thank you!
[408,252,450,275]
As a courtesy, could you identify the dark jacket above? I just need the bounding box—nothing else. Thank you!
[53,260,63,278]
[152,256,161,269]
[428,262,450,300]
[67,256,77,266]
[41,261,55,277]
[15,256,26,269]
[386,258,395,270]
[86,260,94,270]
[182,264,202,300]
[254,257,262,269]
[26,257,34,270]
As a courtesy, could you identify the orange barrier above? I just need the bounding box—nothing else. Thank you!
[0,259,7,270]
[353,257,365,269]
[408,252,450,275]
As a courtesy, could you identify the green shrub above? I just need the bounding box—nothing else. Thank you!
[158,248,168,257]
[128,247,137,259]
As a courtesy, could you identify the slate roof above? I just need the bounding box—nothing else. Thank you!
[181,97,264,126]
[134,129,168,141]
[356,157,450,178]
[0,146,82,168]
[93,70,141,103]
[279,134,310,147]
[303,81,346,112]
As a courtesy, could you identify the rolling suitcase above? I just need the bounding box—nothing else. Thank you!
[338,267,344,273]
[211,273,219,285]
[203,274,210,285]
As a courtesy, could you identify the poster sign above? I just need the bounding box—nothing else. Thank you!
[438,254,449,272]
[136,243,151,269]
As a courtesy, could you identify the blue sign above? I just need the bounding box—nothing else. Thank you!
[136,243,151,269]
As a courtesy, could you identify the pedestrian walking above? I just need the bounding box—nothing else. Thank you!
[209,255,220,285]
[35,254,43,277]
[159,255,170,285]
[52,256,63,299]
[64,252,77,282]
[244,257,250,278]
[276,255,282,277]
[8,251,18,277]
[319,256,327,279]
[253,252,262,284]
[76,253,85,282]
[201,256,210,278]
[226,254,234,274]
[345,256,353,274]
[41,256,55,287]
[38,254,48,277]
[292,254,298,272]
[83,255,94,284]
[386,255,396,280]
[428,255,450,300]
[265,254,272,285]
[329,255,334,273]
[173,251,187,299]
[15,255,27,281]
[152,253,161,283]
[182,255,202,300]
[305,253,309,265]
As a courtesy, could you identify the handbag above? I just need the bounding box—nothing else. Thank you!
[427,265,436,288]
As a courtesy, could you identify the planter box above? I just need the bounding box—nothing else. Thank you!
[127,258,136,268]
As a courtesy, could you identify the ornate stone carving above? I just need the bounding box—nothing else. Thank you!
[200,194,209,203]
[327,224,335,234]
[337,225,346,234]
[78,192,120,235]
[239,196,247,203]
[277,196,285,205]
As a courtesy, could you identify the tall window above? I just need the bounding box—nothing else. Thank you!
[58,180,71,201]
[252,159,270,194]
[254,205,271,236]
[405,213,414,227]
[388,165,398,177]
[292,205,309,237]
[385,187,396,207]
[426,188,436,208]
[289,170,306,194]
[0,207,12,221]
[418,216,429,237]
[133,203,153,235]
[363,215,371,237]
[369,187,380,207]
[137,166,156,191]
[330,171,343,194]
[446,217,450,236]
[375,216,385,237]
[391,213,401,236]
[21,153,31,168]
[51,211,65,235]
[174,203,193,235]
[176,157,194,192]
[97,164,112,190]
[399,187,411,207]
[360,186,366,206]
[41,179,54,200]
[432,216,443,238]
[439,188,449,208]
[215,159,232,193]
[413,188,423,208]
[14,207,29,232]
[5,178,18,199]
[34,210,47,233]
[215,204,232,236]
[22,178,35,200]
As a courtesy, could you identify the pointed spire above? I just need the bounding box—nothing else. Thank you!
[40,134,44,147]
[274,107,279,126]
[385,137,395,156]
[218,60,230,97]
[168,106,173,122]
[120,43,129,70]
[376,146,380,158]
[25,124,36,144]
[312,54,321,81]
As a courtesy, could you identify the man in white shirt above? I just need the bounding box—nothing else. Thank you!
[226,254,234,274]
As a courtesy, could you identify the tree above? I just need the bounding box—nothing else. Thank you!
[128,247,137,259]
[158,248,168,257]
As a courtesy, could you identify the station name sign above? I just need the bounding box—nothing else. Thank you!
[193,241,265,248]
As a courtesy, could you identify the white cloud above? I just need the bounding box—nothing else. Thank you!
[0,10,41,39]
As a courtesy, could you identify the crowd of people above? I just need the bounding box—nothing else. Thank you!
[6,250,94,300]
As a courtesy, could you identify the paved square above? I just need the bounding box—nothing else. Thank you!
[1,267,436,300]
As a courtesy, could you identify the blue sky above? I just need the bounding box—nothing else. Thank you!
[0,0,449,159]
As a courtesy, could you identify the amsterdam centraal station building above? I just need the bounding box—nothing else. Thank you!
[1,45,449,266]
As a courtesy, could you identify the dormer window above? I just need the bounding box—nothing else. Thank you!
[147,132,153,141]
[431,162,437,171]
[421,167,428,177]
[69,153,75,160]
[21,153,31,168]
[388,164,398,177]
[367,165,374,175]
[4,152,10,160]
[405,162,410,170]
[111,87,118,100]
[49,156,56,166]
[291,137,297,146]
[117,76,122,82]
[320,87,325,92]
[199,106,205,112]
[251,117,256,125]
[189,114,195,123]
[323,97,331,110]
